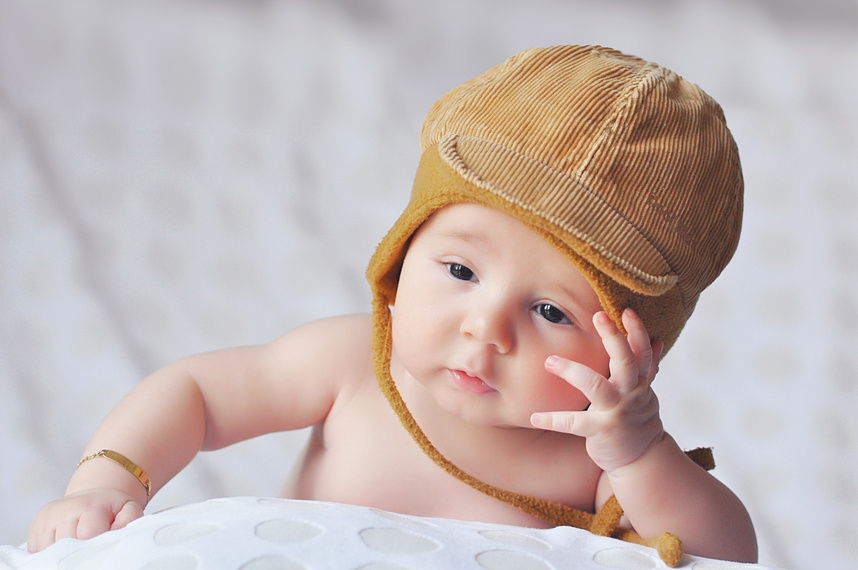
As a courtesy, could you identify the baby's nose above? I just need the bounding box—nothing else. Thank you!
[460,300,514,354]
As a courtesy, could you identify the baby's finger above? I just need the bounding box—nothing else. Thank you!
[28,516,57,553]
[622,309,655,382]
[649,339,664,382]
[27,526,48,553]
[54,515,82,542]
[593,311,640,392]
[76,509,112,540]
[531,410,600,438]
[111,501,144,531]
[544,355,619,410]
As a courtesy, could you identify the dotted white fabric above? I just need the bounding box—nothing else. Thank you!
[0,498,779,570]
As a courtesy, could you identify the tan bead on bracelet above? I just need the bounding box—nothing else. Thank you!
[77,449,152,503]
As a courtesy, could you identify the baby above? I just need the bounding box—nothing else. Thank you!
[29,45,757,563]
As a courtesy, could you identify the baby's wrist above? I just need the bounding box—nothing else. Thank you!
[603,430,673,479]
[67,452,151,507]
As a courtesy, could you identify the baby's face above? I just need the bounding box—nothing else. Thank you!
[391,203,610,429]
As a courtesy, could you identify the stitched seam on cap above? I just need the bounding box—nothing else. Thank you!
[439,134,677,291]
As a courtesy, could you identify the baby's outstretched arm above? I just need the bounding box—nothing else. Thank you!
[28,315,362,552]
[531,309,757,563]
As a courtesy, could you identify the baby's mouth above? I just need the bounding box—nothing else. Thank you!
[449,369,497,394]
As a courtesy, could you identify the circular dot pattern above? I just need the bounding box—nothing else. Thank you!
[359,528,440,554]
[475,550,552,570]
[153,523,221,546]
[11,498,778,569]
[592,547,656,569]
[240,555,306,570]
[370,509,434,527]
[478,530,550,550]
[255,519,324,544]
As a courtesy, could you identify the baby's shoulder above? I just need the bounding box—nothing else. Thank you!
[267,313,373,379]
[304,313,373,350]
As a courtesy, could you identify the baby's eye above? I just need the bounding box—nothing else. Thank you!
[535,303,571,325]
[447,263,476,282]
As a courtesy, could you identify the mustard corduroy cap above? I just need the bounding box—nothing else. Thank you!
[367,45,743,354]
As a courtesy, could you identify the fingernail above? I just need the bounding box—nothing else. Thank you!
[530,413,544,428]
[545,355,559,369]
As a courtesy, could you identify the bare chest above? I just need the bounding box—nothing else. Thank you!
[282,379,600,527]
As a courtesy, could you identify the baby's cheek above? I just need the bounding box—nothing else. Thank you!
[559,387,591,412]
[572,349,611,382]
[536,375,590,413]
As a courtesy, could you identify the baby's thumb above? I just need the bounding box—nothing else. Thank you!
[110,500,145,531]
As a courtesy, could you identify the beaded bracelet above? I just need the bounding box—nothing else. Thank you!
[77,449,151,502]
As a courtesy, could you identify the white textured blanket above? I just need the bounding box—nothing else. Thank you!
[1,497,776,570]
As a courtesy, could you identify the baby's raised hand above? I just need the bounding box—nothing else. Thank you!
[27,488,144,552]
[531,308,665,473]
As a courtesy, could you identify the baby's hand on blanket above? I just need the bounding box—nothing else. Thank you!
[530,308,665,474]
[28,488,144,552]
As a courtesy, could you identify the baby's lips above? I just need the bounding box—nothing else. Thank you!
[450,369,497,394]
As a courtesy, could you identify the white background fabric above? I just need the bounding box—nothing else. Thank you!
[0,1,856,568]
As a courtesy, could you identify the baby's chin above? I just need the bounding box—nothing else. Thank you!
[437,401,528,431]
